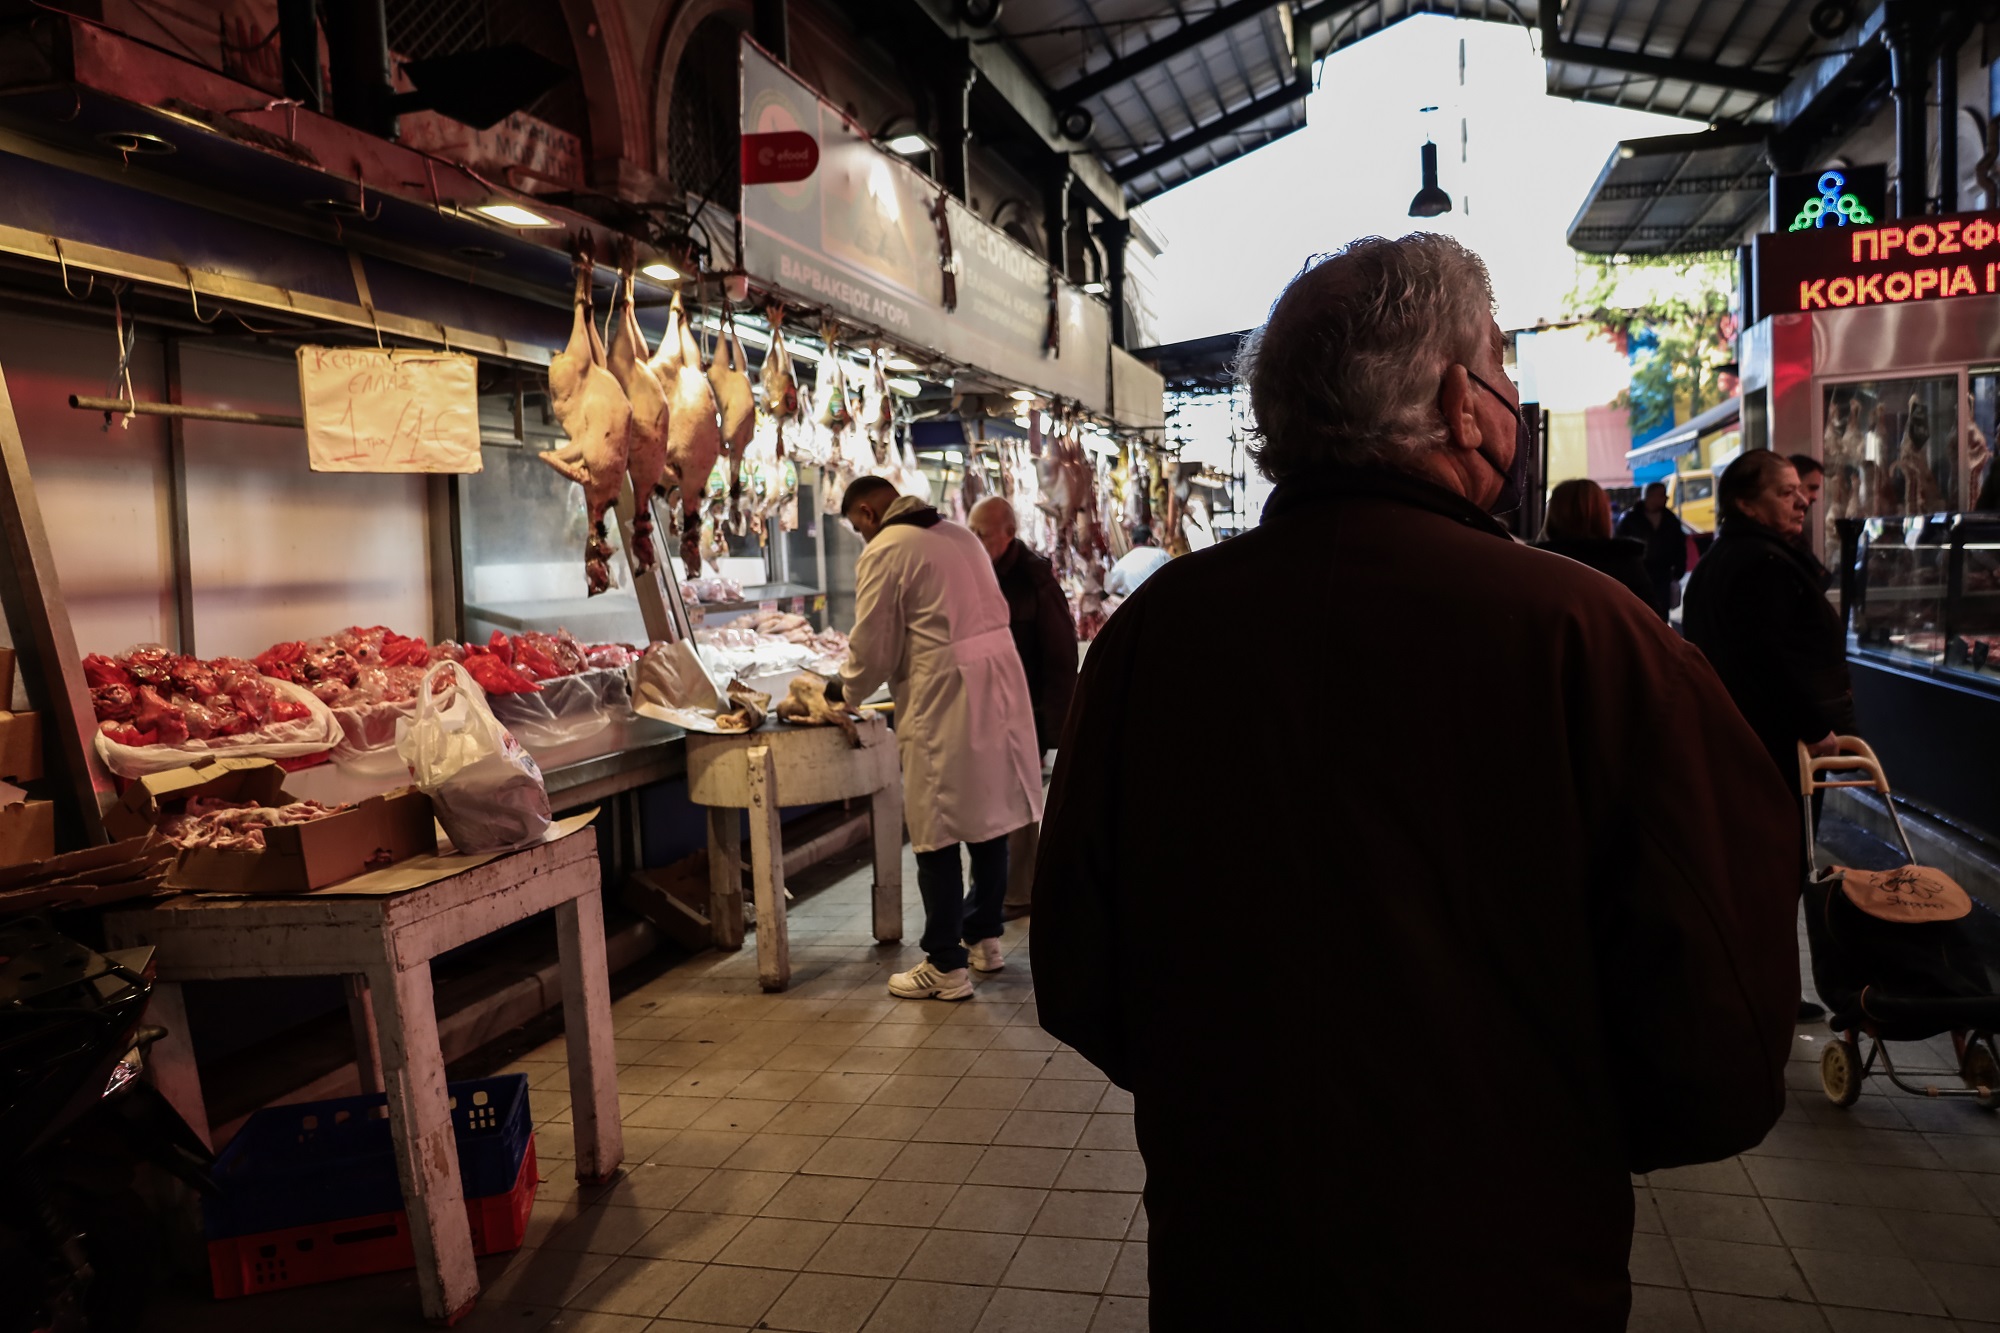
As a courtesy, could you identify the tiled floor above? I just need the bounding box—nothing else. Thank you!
[145,851,2000,1332]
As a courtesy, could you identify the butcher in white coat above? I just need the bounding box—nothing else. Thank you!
[837,475,1044,1000]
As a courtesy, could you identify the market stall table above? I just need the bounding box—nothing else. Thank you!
[686,713,902,991]
[104,815,618,1324]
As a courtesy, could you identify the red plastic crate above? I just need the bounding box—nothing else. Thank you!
[207,1136,538,1299]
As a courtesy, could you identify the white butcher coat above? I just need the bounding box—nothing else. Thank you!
[840,498,1044,853]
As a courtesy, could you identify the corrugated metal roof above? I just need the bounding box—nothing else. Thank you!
[1567,126,1770,255]
[995,1,1310,203]
[984,2,1838,207]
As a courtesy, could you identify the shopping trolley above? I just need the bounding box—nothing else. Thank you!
[1799,736,2000,1109]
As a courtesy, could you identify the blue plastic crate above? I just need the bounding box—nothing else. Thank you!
[204,1074,532,1240]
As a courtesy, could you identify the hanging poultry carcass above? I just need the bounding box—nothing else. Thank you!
[760,303,801,456]
[710,314,757,500]
[646,292,725,577]
[606,259,670,572]
[540,245,633,596]
[860,347,895,465]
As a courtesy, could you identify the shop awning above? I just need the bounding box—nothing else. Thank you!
[1625,395,1740,467]
[1568,128,1770,256]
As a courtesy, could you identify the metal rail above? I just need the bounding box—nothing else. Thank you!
[68,395,305,429]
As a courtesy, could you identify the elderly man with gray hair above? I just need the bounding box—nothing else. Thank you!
[1032,235,1801,1330]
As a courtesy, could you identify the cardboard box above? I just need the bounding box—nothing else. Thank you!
[0,709,42,782]
[0,797,54,866]
[105,757,437,895]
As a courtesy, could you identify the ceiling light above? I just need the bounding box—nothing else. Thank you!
[97,130,175,155]
[473,202,558,227]
[641,261,682,281]
[1014,413,1032,427]
[1081,281,1106,294]
[1009,389,1039,402]
[888,377,922,396]
[886,133,932,156]
[885,355,920,372]
[1408,141,1453,219]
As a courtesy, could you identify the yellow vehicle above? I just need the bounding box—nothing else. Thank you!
[1670,469,1717,534]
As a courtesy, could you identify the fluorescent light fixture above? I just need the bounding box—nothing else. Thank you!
[473,201,558,227]
[641,261,682,281]
[886,133,932,156]
[945,450,964,464]
[885,355,920,372]
[1081,281,1106,294]
[887,377,922,396]
[1009,389,1039,402]
[1014,412,1033,427]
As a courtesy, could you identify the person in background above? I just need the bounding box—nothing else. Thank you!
[1536,479,1658,616]
[1614,480,1690,618]
[1787,454,1833,589]
[967,495,1079,921]
[1034,234,1799,1331]
[1683,450,1854,1023]
[838,476,1044,998]
[1104,524,1171,597]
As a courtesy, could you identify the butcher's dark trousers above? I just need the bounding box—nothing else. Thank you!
[914,835,1009,971]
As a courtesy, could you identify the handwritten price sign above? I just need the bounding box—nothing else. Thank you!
[297,346,482,474]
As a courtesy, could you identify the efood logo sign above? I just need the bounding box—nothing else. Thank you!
[741,131,820,185]
[1756,207,2000,318]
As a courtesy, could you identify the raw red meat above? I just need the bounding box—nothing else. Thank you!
[91,683,136,721]
[132,685,188,745]
[83,654,133,689]
[461,650,542,695]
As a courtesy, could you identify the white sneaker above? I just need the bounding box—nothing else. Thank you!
[888,961,974,1001]
[966,938,1005,973]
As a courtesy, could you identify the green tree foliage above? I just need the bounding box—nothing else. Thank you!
[1566,256,1736,437]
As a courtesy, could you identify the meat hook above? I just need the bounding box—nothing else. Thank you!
[184,269,223,324]
[52,237,94,300]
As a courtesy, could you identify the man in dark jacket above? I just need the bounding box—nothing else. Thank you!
[1033,236,1800,1331]
[1683,450,1855,786]
[967,496,1079,751]
[968,495,1077,919]
[1615,479,1690,616]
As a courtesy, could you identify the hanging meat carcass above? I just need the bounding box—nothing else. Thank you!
[647,291,725,577]
[607,259,670,572]
[540,245,633,596]
[760,303,801,457]
[860,347,895,465]
[710,314,757,492]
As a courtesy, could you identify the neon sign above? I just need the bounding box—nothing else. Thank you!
[1755,206,2000,319]
[1788,170,1875,231]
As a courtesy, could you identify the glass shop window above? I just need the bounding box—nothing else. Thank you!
[1970,369,2000,511]
[1952,515,2000,681]
[1821,376,1959,572]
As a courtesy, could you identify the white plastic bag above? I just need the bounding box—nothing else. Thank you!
[395,662,551,853]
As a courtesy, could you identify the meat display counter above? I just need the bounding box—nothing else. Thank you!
[1853,512,2000,689]
[1846,511,2000,844]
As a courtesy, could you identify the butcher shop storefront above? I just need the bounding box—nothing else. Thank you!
[1743,206,2000,841]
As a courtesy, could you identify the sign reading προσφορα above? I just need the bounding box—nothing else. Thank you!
[297,346,482,474]
[1755,211,2000,320]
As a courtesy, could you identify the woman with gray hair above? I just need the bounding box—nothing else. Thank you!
[1033,235,1800,1330]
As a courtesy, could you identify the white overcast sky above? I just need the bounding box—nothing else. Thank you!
[1136,15,1704,345]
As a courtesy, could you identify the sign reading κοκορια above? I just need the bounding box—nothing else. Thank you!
[1754,211,2000,320]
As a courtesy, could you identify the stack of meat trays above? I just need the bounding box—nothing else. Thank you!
[202,1073,537,1298]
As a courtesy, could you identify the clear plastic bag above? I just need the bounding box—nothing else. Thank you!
[395,662,551,853]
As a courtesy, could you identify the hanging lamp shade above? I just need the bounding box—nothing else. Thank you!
[1408,141,1453,218]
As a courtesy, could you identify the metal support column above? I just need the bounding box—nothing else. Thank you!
[162,340,197,657]
[1045,166,1073,281]
[1938,38,1960,214]
[753,0,789,65]
[938,46,976,203]
[1096,216,1131,348]
[1886,8,1932,218]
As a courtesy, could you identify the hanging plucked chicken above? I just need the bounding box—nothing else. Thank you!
[646,290,725,578]
[541,241,633,596]
[759,302,800,457]
[606,252,671,572]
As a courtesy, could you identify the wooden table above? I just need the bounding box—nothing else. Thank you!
[104,822,620,1325]
[686,714,903,991]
